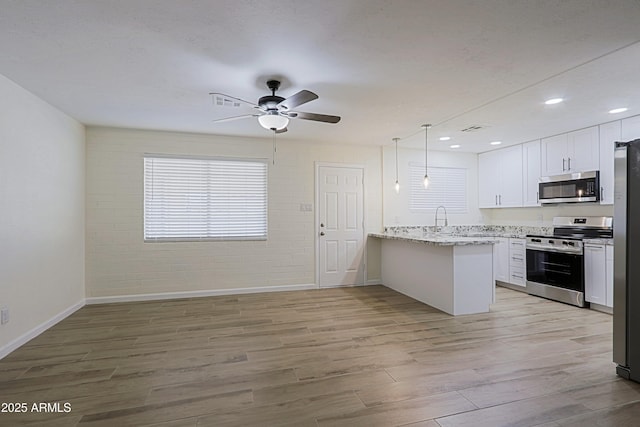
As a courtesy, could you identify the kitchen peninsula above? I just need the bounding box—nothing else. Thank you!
[370,230,498,316]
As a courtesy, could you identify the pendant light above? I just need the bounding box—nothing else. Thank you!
[422,124,431,188]
[393,138,400,193]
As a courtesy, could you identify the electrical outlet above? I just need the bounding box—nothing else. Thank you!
[1,308,9,325]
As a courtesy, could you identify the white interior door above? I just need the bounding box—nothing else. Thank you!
[317,165,365,288]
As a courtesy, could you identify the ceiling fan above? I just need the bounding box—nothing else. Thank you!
[210,80,341,133]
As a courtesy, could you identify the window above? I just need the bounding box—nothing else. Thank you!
[409,163,468,213]
[144,155,267,241]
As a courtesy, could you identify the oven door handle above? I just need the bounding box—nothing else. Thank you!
[526,246,582,255]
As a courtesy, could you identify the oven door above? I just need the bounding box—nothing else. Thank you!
[526,248,584,292]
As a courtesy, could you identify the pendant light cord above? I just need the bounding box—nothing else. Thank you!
[394,138,399,182]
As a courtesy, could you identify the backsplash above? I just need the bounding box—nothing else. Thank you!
[382,224,553,238]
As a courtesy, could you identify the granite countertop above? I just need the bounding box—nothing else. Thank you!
[583,238,614,245]
[369,232,500,246]
[369,224,561,246]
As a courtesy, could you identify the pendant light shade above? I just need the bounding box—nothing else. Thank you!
[393,137,400,193]
[422,124,431,188]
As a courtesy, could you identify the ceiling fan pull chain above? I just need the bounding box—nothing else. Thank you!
[272,129,277,165]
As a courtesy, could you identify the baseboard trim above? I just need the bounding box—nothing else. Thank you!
[85,283,319,305]
[0,300,85,360]
[366,279,381,285]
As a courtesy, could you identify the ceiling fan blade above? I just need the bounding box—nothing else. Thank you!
[212,113,260,123]
[275,127,288,134]
[277,90,318,110]
[289,111,341,124]
[210,92,260,109]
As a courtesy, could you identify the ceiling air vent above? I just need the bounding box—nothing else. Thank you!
[460,125,486,132]
[212,94,242,108]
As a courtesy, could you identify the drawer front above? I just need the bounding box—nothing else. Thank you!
[510,252,525,266]
[509,266,526,286]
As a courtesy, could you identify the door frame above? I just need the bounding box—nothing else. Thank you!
[315,162,367,288]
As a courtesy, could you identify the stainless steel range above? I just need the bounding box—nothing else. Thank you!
[526,216,613,307]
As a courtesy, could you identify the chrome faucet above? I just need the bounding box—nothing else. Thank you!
[434,205,448,232]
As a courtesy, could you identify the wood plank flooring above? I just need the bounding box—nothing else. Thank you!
[1,285,639,426]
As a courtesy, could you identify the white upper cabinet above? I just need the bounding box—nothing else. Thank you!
[478,145,523,208]
[522,140,541,207]
[599,121,620,205]
[622,115,640,140]
[568,126,600,172]
[541,126,599,176]
[541,134,567,176]
[478,151,500,208]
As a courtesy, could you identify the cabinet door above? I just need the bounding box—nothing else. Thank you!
[541,134,568,176]
[567,126,599,172]
[522,140,541,207]
[478,151,499,208]
[493,237,510,283]
[499,145,524,207]
[606,244,614,308]
[621,115,640,140]
[599,121,620,205]
[584,244,606,305]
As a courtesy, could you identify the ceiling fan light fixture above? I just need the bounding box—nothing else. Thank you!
[258,112,289,130]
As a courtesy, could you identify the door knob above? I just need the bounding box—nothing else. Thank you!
[320,231,325,236]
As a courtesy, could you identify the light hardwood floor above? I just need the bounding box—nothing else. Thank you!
[1,285,639,426]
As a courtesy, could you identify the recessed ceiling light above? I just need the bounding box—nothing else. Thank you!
[609,107,628,114]
[545,98,564,105]
[439,136,451,141]
[490,141,502,146]
[450,144,460,149]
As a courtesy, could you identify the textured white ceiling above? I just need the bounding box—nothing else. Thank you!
[1,0,640,152]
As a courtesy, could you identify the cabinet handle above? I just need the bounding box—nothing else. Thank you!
[537,191,539,203]
[600,186,604,201]
[562,158,566,171]
[567,157,571,170]
[495,195,498,205]
[499,194,502,205]
[513,274,523,279]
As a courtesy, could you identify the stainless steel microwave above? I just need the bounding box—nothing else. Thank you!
[538,171,600,204]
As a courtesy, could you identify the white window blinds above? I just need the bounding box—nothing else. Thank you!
[144,155,267,241]
[409,163,468,213]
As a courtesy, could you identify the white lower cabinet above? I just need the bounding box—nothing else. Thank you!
[493,237,510,283]
[494,237,526,289]
[585,244,606,306]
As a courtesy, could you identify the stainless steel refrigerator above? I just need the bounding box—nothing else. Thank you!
[614,139,640,381]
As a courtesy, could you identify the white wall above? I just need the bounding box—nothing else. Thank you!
[0,75,85,355]
[382,146,485,226]
[85,127,382,298]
